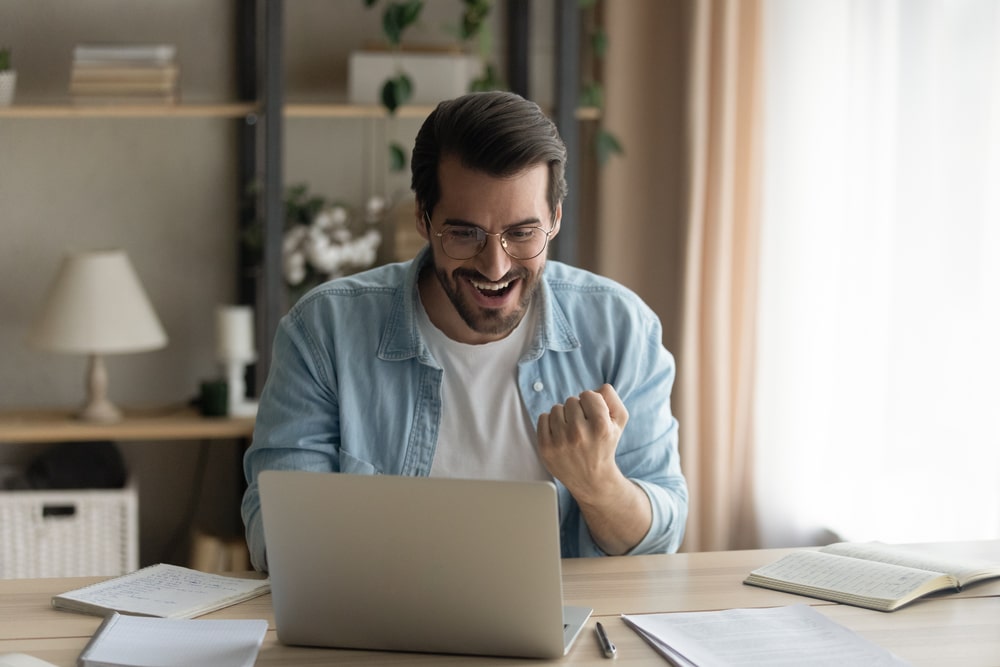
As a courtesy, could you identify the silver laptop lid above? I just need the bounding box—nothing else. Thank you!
[258,471,591,659]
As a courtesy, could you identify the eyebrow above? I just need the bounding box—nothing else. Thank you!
[442,217,543,230]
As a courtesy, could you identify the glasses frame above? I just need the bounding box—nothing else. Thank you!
[424,212,555,261]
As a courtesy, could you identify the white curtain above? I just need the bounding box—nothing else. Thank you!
[755,0,1000,547]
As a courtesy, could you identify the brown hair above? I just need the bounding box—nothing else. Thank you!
[411,91,567,224]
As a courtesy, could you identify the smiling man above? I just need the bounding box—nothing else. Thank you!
[241,91,688,571]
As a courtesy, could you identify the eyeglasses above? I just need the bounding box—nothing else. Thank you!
[426,213,554,261]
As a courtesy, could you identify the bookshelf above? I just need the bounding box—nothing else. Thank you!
[0,408,254,444]
[0,103,255,119]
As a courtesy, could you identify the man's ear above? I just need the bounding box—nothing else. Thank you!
[416,203,430,242]
[550,203,562,238]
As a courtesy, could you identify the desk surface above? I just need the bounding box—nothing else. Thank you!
[0,407,255,442]
[2,541,998,666]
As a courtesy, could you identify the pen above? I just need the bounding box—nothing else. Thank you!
[596,621,617,659]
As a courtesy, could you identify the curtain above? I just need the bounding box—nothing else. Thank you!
[755,0,1000,547]
[599,0,764,551]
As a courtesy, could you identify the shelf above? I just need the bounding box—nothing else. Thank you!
[0,407,255,443]
[284,102,601,121]
[284,102,438,119]
[0,102,601,122]
[0,103,257,119]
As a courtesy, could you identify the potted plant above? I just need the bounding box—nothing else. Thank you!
[0,47,16,106]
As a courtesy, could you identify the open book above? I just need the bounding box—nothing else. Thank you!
[52,563,269,619]
[744,541,1000,612]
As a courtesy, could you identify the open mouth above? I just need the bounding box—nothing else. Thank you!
[470,277,517,299]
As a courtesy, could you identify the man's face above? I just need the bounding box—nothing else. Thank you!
[417,156,560,345]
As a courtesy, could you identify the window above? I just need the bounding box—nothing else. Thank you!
[755,0,1000,546]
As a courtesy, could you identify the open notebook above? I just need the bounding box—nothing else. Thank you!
[258,471,592,659]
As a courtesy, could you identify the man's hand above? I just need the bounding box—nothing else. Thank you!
[537,384,652,555]
[537,384,628,501]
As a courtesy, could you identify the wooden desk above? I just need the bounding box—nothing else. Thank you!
[1,542,998,666]
[0,407,255,443]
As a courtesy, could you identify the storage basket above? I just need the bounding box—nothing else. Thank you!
[0,483,138,578]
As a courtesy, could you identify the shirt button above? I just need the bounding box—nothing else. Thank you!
[532,381,544,392]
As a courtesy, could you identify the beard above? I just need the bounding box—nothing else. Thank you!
[430,252,543,338]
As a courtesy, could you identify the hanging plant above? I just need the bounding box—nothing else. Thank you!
[363,0,501,172]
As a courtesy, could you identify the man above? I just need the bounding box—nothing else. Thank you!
[242,91,687,570]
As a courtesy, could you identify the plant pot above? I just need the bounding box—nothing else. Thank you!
[0,70,16,106]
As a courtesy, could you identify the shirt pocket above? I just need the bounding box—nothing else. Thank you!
[338,449,380,475]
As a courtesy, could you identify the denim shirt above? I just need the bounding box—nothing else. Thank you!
[242,247,688,571]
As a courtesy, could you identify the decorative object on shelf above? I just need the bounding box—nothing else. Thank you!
[69,43,179,105]
[215,305,258,418]
[279,184,385,300]
[0,46,16,106]
[349,49,483,107]
[29,249,168,423]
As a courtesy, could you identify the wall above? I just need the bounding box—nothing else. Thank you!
[0,1,556,567]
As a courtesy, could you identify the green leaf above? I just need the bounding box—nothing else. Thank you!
[591,27,608,60]
[470,63,505,92]
[383,1,423,45]
[578,0,598,8]
[580,82,603,109]
[460,0,492,40]
[389,142,407,172]
[380,74,412,113]
[596,129,624,166]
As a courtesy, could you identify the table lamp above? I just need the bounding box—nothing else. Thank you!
[29,249,168,422]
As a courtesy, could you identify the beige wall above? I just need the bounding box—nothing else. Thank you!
[0,1,556,567]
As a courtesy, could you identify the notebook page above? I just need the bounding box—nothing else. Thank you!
[751,550,944,600]
[56,563,269,617]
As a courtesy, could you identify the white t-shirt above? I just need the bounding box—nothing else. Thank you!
[416,299,551,482]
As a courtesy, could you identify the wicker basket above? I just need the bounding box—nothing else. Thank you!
[0,483,138,578]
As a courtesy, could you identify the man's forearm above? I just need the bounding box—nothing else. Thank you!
[574,475,653,556]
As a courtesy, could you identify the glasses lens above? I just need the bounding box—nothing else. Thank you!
[440,227,485,260]
[501,227,547,259]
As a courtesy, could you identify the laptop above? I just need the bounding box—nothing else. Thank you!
[258,470,592,659]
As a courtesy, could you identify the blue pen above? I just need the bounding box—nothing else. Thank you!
[596,621,617,659]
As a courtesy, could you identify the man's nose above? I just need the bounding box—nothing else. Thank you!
[475,232,512,281]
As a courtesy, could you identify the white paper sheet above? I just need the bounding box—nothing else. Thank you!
[622,605,912,666]
[78,613,268,667]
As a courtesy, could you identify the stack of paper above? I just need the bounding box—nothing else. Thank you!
[70,44,179,104]
[622,605,912,666]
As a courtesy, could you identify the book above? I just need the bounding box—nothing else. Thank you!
[744,541,1000,612]
[52,563,269,619]
[73,44,177,66]
[71,66,180,87]
[78,612,267,667]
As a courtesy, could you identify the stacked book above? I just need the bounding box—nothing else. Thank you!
[70,43,179,104]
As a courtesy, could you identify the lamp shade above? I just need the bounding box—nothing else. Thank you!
[30,249,168,354]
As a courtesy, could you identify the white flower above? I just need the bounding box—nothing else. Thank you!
[365,196,387,224]
[312,210,334,230]
[279,188,386,288]
[283,250,307,285]
[330,206,350,227]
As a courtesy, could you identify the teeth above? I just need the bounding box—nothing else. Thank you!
[471,279,511,291]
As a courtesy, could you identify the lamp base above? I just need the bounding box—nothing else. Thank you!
[77,396,123,422]
[76,352,124,422]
